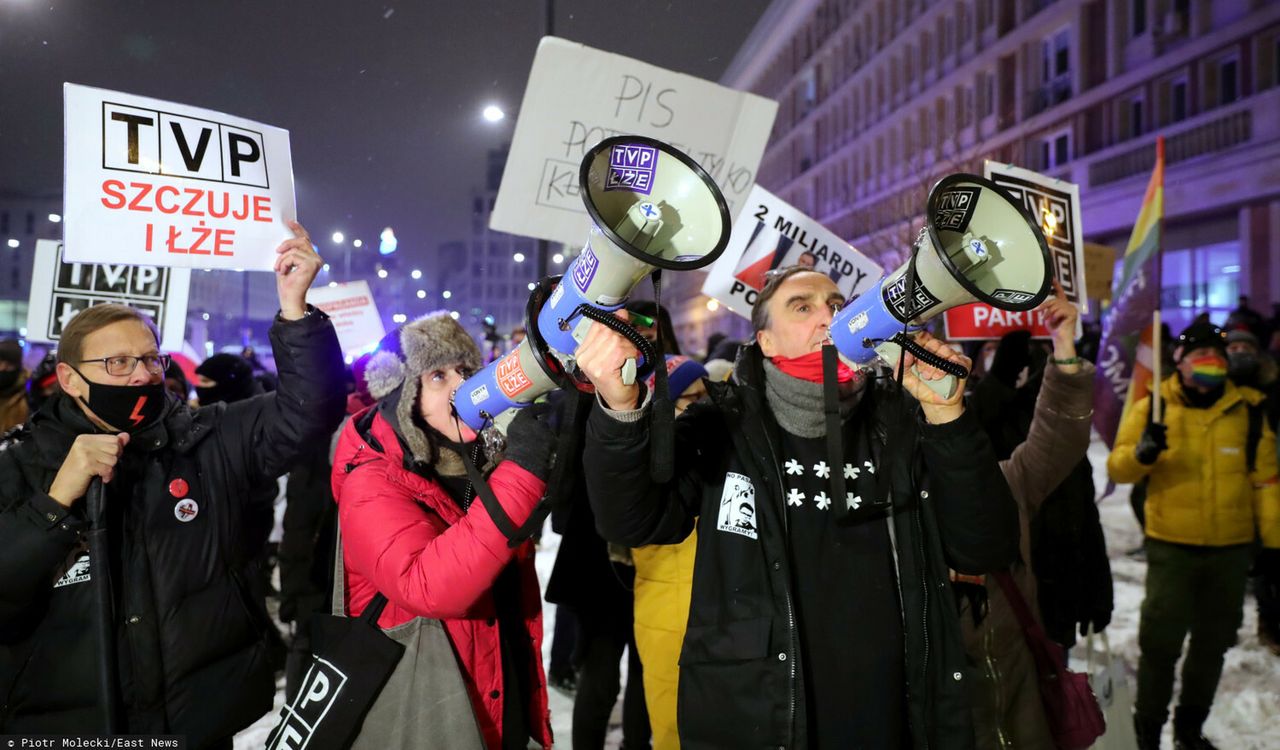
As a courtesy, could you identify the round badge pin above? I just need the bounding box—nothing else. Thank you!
[173,498,199,523]
[169,478,190,498]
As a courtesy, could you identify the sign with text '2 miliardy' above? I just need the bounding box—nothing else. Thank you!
[490,37,777,247]
[63,83,296,272]
[26,239,191,350]
[701,185,882,320]
[305,281,385,355]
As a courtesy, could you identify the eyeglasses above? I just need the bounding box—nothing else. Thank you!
[79,353,171,377]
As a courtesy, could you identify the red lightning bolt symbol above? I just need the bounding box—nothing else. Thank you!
[129,397,147,426]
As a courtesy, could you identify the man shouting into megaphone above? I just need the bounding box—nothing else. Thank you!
[576,265,1018,748]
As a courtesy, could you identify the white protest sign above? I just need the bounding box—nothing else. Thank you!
[490,37,777,247]
[63,83,295,272]
[306,281,385,354]
[702,185,883,320]
[26,239,191,351]
[983,161,1087,314]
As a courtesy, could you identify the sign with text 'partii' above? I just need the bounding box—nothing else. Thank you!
[490,37,777,247]
[63,83,296,272]
[306,280,385,355]
[943,163,1087,341]
[26,239,191,350]
[702,185,882,320]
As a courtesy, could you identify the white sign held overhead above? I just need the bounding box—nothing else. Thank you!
[63,83,296,272]
[306,281,386,355]
[26,240,191,351]
[702,185,883,320]
[491,37,777,248]
[982,161,1088,314]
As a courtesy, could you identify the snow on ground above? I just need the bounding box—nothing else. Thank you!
[237,436,1279,749]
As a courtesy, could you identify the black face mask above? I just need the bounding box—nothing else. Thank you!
[0,369,19,392]
[72,370,168,433]
[1228,351,1260,386]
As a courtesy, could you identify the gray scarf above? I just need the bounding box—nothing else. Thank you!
[762,359,868,438]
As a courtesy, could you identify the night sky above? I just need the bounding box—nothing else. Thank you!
[0,0,771,267]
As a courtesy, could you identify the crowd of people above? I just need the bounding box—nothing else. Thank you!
[1,239,1277,750]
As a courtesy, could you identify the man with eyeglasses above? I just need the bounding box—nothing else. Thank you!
[0,222,346,748]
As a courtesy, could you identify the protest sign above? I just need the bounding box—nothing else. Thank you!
[702,185,882,320]
[63,83,295,271]
[306,281,385,354]
[943,163,1088,340]
[490,37,777,247]
[26,239,191,350]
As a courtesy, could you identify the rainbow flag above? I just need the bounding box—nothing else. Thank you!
[1094,136,1165,447]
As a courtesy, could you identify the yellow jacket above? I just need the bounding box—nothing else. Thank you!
[631,530,697,750]
[1108,376,1280,548]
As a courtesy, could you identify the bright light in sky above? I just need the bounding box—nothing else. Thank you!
[482,105,505,122]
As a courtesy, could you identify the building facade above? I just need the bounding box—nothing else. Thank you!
[667,0,1280,347]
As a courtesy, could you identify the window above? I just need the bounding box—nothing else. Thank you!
[1130,96,1145,138]
[978,71,995,117]
[1040,129,1072,169]
[1043,29,1070,81]
[1132,0,1147,36]
[1220,58,1238,105]
[1171,79,1188,122]
[1159,241,1241,334]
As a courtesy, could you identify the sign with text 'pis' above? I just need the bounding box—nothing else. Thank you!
[63,83,296,271]
[702,185,882,320]
[491,37,777,247]
[26,240,191,350]
[306,281,385,355]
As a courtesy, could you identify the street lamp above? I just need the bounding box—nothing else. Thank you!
[411,269,422,280]
[331,231,345,244]
[442,290,452,299]
[482,104,506,123]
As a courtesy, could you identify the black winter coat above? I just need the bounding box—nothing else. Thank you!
[0,309,345,747]
[583,346,1019,750]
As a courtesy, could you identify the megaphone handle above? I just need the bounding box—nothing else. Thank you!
[621,358,637,386]
[572,304,656,388]
[873,340,959,400]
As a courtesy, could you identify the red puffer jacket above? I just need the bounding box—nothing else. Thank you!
[331,407,552,749]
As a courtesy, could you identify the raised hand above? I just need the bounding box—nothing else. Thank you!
[274,220,324,320]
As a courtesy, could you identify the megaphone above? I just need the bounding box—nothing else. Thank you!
[828,173,1053,396]
[453,135,732,429]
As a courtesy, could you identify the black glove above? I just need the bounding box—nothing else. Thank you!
[503,401,557,481]
[1080,610,1113,638]
[1135,422,1168,465]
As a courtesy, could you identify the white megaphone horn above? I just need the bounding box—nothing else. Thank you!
[829,173,1053,397]
[453,135,732,429]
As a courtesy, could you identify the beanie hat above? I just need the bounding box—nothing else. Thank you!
[1225,327,1259,349]
[195,353,256,404]
[364,312,483,464]
[1176,321,1227,360]
[645,355,709,399]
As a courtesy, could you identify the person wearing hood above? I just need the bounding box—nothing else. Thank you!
[24,352,61,416]
[0,339,29,434]
[1108,321,1280,749]
[0,222,345,747]
[330,312,557,750]
[576,265,1019,748]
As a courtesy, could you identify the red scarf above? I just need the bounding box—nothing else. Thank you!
[771,350,857,384]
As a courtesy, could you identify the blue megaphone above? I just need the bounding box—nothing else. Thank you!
[829,174,1053,397]
[453,135,731,429]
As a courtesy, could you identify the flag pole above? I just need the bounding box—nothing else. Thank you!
[1151,136,1166,424]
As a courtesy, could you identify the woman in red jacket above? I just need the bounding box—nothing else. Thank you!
[331,312,555,749]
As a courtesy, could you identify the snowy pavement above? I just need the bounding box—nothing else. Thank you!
[236,436,1280,749]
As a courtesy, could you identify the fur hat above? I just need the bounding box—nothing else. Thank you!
[364,312,483,465]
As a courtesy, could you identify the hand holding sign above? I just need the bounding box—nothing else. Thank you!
[1039,279,1081,372]
[48,433,130,507]
[275,221,323,320]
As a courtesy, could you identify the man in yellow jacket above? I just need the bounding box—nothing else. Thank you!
[1109,321,1280,750]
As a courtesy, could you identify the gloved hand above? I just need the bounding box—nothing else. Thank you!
[1080,610,1113,638]
[503,401,557,481]
[1135,422,1168,465]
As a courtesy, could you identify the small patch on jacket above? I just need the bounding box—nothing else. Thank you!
[54,554,91,588]
[717,472,758,540]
